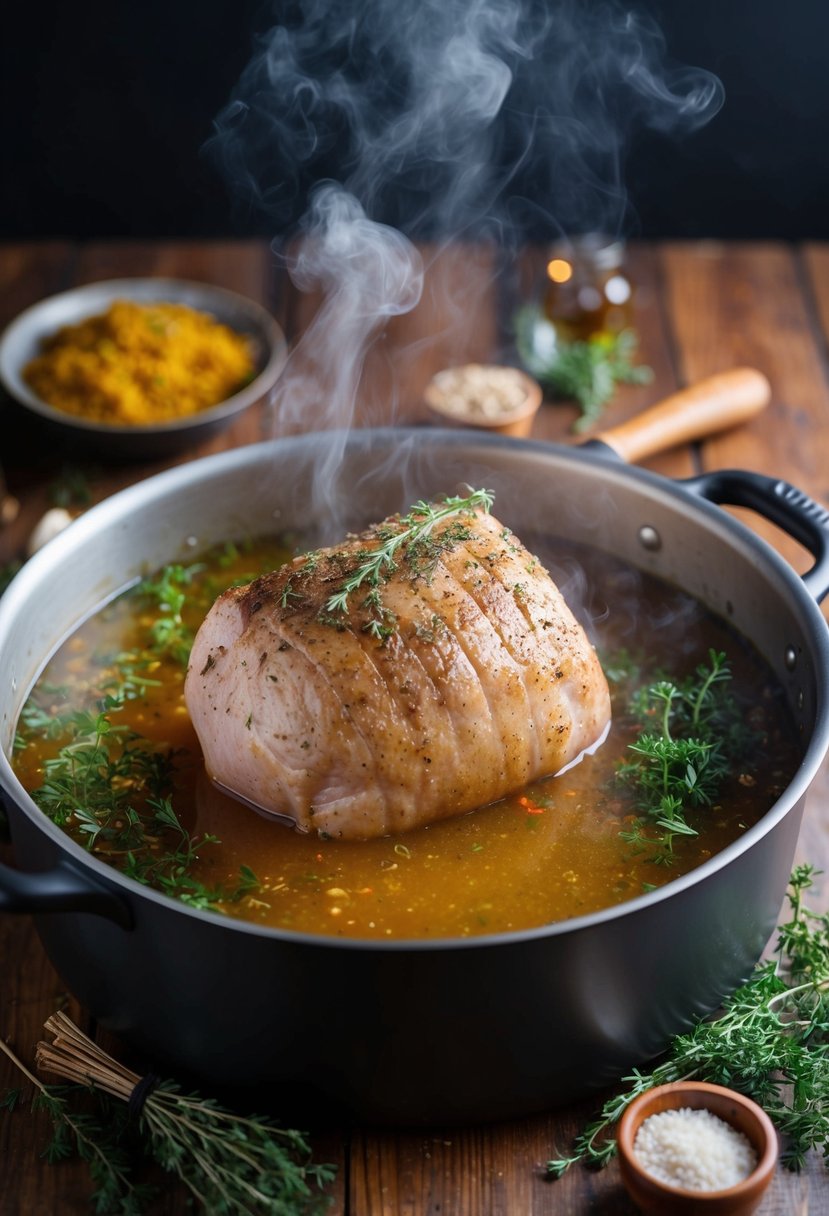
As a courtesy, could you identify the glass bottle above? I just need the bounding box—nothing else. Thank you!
[542,234,635,342]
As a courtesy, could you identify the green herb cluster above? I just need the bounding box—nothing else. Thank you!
[0,1033,335,1216]
[615,649,750,864]
[514,305,653,431]
[20,694,258,911]
[14,552,286,913]
[323,489,494,641]
[10,1083,154,1213]
[139,1085,335,1215]
[136,561,205,665]
[547,864,829,1177]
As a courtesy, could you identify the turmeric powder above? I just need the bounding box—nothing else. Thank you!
[23,299,256,425]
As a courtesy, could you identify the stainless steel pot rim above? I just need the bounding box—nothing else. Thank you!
[2,426,827,951]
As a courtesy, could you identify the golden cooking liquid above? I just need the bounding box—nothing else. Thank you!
[12,537,800,940]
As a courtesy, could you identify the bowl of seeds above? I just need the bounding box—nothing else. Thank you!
[423,363,543,437]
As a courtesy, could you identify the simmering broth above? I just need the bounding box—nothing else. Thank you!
[12,534,800,939]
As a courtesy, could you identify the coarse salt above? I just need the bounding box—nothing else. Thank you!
[633,1106,758,1192]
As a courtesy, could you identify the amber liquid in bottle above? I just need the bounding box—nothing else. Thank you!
[543,236,635,341]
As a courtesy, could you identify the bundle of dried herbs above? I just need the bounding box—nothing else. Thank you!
[0,1013,336,1215]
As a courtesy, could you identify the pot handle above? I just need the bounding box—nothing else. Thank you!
[591,368,771,463]
[0,856,133,928]
[682,468,829,603]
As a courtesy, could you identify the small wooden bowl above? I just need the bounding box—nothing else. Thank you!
[616,1082,778,1216]
[423,363,543,438]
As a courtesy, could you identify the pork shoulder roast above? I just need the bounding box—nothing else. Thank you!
[184,492,611,840]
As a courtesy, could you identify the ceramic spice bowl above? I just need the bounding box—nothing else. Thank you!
[423,362,543,437]
[616,1082,778,1215]
[0,277,288,460]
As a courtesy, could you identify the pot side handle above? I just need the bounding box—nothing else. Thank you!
[0,856,133,928]
[682,469,829,603]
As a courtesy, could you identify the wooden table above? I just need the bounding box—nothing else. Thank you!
[1,239,828,1214]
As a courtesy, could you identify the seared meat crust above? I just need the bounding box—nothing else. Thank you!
[184,506,610,839]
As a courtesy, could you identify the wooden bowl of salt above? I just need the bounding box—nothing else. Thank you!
[616,1081,778,1215]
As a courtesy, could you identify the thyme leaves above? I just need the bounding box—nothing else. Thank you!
[29,699,175,833]
[23,696,258,912]
[616,650,750,863]
[134,561,205,665]
[267,492,493,637]
[322,489,494,637]
[514,305,653,432]
[0,1015,336,1216]
[547,865,829,1177]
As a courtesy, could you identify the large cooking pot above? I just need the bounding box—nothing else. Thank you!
[2,393,829,1126]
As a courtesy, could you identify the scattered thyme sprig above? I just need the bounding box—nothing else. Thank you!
[0,1012,336,1215]
[0,1036,146,1211]
[547,864,829,1177]
[323,489,494,639]
[134,561,206,665]
[21,694,258,911]
[539,330,653,432]
[514,305,653,431]
[616,649,748,863]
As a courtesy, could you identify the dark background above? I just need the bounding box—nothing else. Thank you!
[2,0,827,242]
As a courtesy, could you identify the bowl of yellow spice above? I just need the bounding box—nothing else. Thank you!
[0,278,287,458]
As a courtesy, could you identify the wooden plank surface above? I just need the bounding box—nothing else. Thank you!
[1,240,827,1214]
[660,241,829,577]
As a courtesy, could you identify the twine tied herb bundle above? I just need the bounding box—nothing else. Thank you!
[0,1012,335,1215]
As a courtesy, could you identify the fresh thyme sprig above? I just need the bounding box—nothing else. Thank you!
[135,562,206,665]
[1,1012,336,1215]
[616,650,747,863]
[514,305,653,431]
[30,697,175,833]
[538,330,653,432]
[547,864,829,1177]
[0,1034,147,1212]
[110,550,278,692]
[323,489,494,639]
[22,694,258,911]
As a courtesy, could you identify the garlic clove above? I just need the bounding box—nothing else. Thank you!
[26,508,74,557]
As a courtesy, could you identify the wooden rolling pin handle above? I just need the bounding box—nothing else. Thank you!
[593,367,771,464]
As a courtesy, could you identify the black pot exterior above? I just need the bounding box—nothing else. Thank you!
[1,429,827,1125]
[16,794,802,1125]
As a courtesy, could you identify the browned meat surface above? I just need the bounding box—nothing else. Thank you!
[184,500,611,840]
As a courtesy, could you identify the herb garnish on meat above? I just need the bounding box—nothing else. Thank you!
[322,488,494,640]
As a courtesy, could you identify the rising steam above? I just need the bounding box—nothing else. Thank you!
[205,0,723,487]
[270,186,424,497]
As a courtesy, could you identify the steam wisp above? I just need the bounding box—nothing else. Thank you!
[206,0,724,505]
